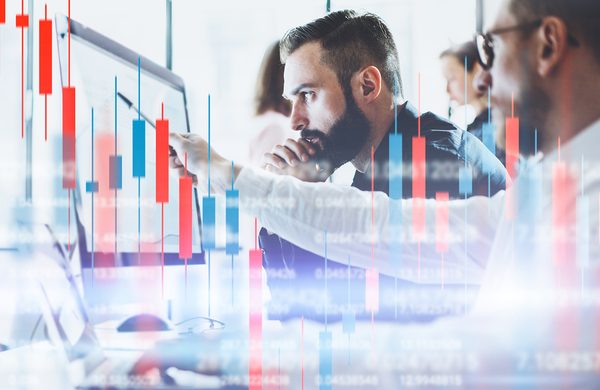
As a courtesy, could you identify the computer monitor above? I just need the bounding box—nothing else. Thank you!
[55,14,204,267]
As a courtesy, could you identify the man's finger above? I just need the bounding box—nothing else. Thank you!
[170,166,187,178]
[296,138,317,156]
[284,138,312,162]
[169,156,183,169]
[261,152,286,169]
[169,133,188,162]
[169,132,187,148]
[265,164,283,174]
[271,144,300,166]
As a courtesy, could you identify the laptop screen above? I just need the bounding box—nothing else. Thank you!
[55,14,204,267]
[32,224,104,373]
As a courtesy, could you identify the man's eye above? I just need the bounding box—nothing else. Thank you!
[301,91,314,101]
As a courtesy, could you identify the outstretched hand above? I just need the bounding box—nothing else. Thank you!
[168,132,240,195]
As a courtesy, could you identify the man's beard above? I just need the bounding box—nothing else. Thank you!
[300,92,371,171]
[495,53,551,157]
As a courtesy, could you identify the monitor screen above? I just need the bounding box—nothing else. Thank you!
[55,14,204,266]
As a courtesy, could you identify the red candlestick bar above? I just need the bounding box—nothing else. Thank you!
[16,0,28,138]
[505,116,519,221]
[156,119,169,203]
[436,192,449,289]
[412,137,426,241]
[40,5,52,141]
[0,0,5,24]
[157,105,169,298]
[95,134,116,263]
[179,165,192,260]
[15,14,28,27]
[249,248,263,390]
[0,0,5,75]
[62,87,76,189]
[365,268,379,312]
[552,161,567,267]
[435,192,450,253]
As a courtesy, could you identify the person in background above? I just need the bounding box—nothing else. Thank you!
[440,41,507,166]
[440,41,490,136]
[248,41,294,166]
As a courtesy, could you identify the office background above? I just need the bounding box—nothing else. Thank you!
[0,0,503,210]
[0,0,502,358]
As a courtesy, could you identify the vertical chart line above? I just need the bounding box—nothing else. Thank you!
[465,192,468,314]
[91,108,94,286]
[208,94,211,195]
[394,71,397,135]
[162,203,164,299]
[138,177,140,264]
[68,0,70,87]
[325,230,328,332]
[465,57,468,166]
[137,58,141,265]
[114,77,118,267]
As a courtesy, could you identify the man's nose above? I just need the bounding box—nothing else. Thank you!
[473,66,492,95]
[290,102,308,131]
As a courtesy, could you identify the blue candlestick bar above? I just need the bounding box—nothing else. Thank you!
[518,160,542,223]
[389,134,403,269]
[482,123,496,173]
[341,311,356,332]
[202,197,216,250]
[225,189,239,255]
[109,156,122,189]
[319,331,332,390]
[132,120,146,178]
[459,167,473,196]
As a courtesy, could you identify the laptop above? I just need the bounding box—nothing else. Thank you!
[55,13,205,268]
[33,223,223,389]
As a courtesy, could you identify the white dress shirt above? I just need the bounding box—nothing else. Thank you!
[235,119,600,296]
[234,118,600,387]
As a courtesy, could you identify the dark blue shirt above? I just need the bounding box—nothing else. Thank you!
[260,102,507,323]
[466,107,507,167]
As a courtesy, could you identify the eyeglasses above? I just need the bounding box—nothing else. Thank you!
[475,19,580,70]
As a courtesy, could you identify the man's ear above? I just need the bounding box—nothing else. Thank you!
[536,16,570,77]
[353,66,382,104]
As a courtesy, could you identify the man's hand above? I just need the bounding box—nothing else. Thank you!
[260,138,334,182]
[169,132,241,195]
[169,153,199,187]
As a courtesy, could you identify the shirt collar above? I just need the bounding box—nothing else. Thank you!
[541,117,600,163]
[372,101,419,164]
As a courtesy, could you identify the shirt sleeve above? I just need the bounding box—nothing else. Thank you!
[235,166,504,285]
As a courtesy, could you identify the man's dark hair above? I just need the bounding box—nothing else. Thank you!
[510,0,600,66]
[440,41,480,72]
[280,10,402,98]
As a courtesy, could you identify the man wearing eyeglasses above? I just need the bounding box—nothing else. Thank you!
[138,0,600,383]
[472,0,590,158]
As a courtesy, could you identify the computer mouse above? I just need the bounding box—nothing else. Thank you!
[117,314,172,332]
